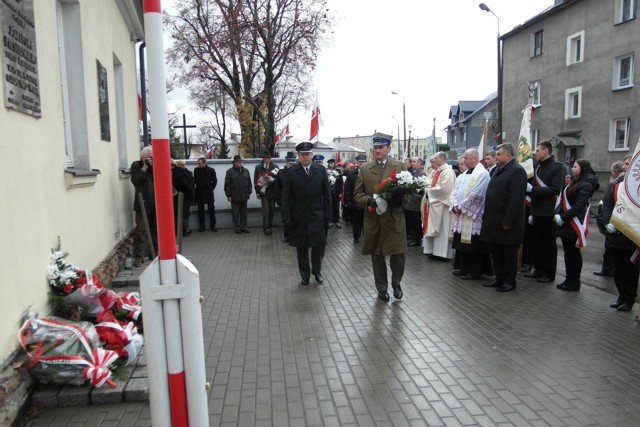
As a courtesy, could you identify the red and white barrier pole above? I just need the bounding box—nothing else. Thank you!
[141,1,205,426]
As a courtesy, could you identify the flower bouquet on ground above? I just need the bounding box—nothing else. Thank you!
[369,170,429,215]
[112,291,143,332]
[47,251,117,317]
[19,316,119,388]
[95,310,144,368]
[257,168,279,195]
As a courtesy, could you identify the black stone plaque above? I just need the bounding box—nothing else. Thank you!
[97,60,110,141]
[1,0,41,117]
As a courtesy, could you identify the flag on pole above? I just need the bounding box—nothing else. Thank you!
[477,122,487,160]
[274,123,290,143]
[137,75,144,122]
[611,140,640,248]
[516,104,535,178]
[310,94,321,141]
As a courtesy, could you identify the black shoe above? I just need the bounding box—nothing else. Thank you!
[555,281,567,289]
[264,230,272,235]
[301,278,309,285]
[314,274,323,284]
[199,227,206,232]
[523,272,542,279]
[353,238,360,244]
[617,302,634,312]
[210,227,218,232]
[407,240,420,247]
[393,286,403,299]
[461,274,485,280]
[483,280,502,288]
[234,229,241,234]
[452,270,465,276]
[593,271,613,277]
[536,277,553,283]
[497,283,516,292]
[559,282,580,291]
[282,238,290,243]
[241,229,250,233]
[378,291,390,301]
[609,297,624,308]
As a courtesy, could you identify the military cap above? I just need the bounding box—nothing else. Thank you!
[232,155,243,163]
[372,133,393,146]
[295,141,314,153]
[312,154,325,161]
[355,154,367,161]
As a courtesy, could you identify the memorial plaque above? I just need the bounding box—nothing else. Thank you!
[97,60,110,141]
[1,0,41,117]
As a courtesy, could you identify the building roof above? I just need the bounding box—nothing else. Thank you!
[501,0,581,40]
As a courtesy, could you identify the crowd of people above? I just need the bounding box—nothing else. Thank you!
[129,138,638,313]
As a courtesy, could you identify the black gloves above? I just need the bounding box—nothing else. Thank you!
[367,197,377,207]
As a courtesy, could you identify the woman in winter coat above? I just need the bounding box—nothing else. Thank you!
[554,159,597,291]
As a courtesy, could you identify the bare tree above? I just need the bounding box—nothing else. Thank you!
[164,0,332,156]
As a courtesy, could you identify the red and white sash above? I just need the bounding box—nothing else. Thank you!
[557,186,589,248]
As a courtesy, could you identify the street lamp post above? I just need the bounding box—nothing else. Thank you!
[479,3,502,143]
[391,91,406,159]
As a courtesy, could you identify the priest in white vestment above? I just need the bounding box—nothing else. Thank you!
[422,152,456,259]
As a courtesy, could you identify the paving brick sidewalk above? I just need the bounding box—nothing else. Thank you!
[23,224,640,426]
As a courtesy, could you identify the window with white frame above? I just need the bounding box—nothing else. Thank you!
[564,87,582,119]
[615,0,637,24]
[530,80,541,105]
[613,53,634,89]
[566,31,584,65]
[462,130,466,143]
[530,129,541,146]
[532,30,544,57]
[610,118,631,150]
[56,0,90,170]
[452,133,457,145]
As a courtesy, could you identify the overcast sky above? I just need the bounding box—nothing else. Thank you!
[163,0,554,144]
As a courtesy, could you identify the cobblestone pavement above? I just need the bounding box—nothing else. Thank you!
[23,223,640,426]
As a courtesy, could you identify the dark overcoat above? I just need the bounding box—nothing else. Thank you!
[281,162,332,248]
[480,159,527,245]
[353,158,407,255]
[224,166,252,202]
[194,165,217,203]
[555,179,594,240]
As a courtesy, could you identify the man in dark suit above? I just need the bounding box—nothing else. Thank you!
[193,157,218,232]
[484,150,498,177]
[281,142,332,285]
[480,143,527,292]
[344,154,366,243]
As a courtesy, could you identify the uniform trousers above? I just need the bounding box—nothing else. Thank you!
[371,254,405,292]
[296,246,325,281]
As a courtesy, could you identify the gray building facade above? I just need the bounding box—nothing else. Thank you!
[501,0,640,173]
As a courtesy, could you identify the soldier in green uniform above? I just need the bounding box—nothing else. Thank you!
[353,134,407,301]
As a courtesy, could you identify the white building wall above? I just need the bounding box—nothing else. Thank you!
[0,1,141,361]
